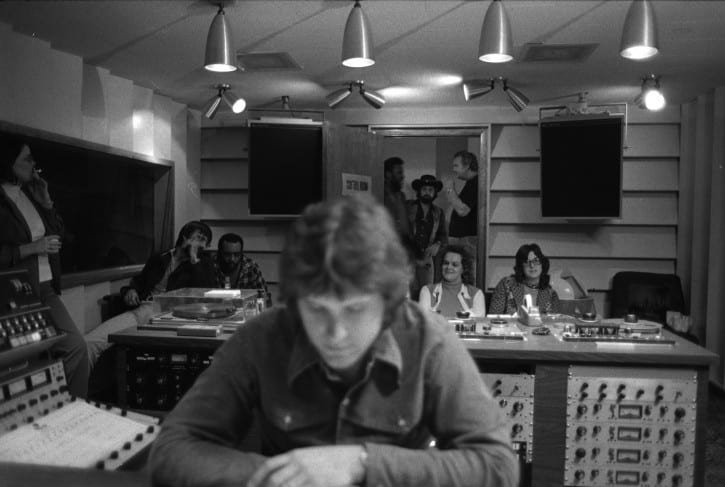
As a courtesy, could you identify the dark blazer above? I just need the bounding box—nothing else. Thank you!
[0,186,64,294]
[121,250,216,301]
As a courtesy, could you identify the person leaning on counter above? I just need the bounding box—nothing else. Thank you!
[150,194,519,487]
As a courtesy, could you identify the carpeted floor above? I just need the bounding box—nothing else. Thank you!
[705,385,725,486]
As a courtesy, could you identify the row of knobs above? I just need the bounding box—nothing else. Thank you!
[576,403,687,420]
[574,425,686,443]
[93,424,157,470]
[574,447,687,466]
[572,469,684,485]
[578,383,681,403]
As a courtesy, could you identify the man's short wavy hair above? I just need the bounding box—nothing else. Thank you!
[279,194,410,318]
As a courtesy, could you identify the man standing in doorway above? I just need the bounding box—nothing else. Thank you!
[446,150,478,283]
[383,157,414,258]
[407,174,447,300]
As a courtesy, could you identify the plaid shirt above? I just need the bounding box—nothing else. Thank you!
[214,256,272,307]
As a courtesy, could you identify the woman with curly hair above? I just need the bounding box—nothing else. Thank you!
[418,244,486,317]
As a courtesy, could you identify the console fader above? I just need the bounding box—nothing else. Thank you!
[565,366,697,486]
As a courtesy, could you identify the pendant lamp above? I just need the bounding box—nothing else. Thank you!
[478,0,514,63]
[205,5,237,72]
[620,0,658,60]
[342,1,375,68]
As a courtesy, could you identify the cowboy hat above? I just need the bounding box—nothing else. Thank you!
[411,174,443,192]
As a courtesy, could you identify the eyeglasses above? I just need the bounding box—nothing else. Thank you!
[524,258,541,267]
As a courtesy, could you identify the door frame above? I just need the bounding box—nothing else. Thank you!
[369,124,491,289]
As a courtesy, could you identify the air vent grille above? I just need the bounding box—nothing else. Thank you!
[236,52,302,71]
[520,43,598,63]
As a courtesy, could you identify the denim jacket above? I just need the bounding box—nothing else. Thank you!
[150,302,519,487]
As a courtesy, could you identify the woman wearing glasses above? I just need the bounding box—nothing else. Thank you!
[489,243,560,315]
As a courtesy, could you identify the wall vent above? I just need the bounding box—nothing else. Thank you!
[520,43,598,63]
[236,52,302,71]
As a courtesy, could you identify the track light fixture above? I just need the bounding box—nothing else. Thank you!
[620,0,659,60]
[478,0,514,63]
[342,0,375,68]
[326,81,385,109]
[463,79,495,101]
[635,74,665,111]
[204,4,237,72]
[462,78,528,111]
[503,79,529,112]
[326,83,354,109]
[203,84,246,119]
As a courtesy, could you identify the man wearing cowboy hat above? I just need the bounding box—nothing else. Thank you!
[407,174,447,300]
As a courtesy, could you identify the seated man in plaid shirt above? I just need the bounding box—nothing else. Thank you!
[213,233,272,307]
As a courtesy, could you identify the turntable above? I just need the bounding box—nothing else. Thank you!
[171,303,237,320]
[142,288,257,333]
[144,303,247,333]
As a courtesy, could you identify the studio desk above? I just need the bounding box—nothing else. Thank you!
[108,316,717,487]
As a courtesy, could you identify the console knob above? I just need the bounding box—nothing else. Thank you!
[657,472,666,484]
[617,383,626,393]
[577,405,588,416]
[660,406,668,417]
[674,407,686,421]
[659,428,668,440]
[580,382,589,392]
[499,399,508,408]
[576,426,587,438]
[599,383,607,392]
[574,470,585,481]
[658,450,667,462]
[592,425,601,437]
[673,452,684,467]
[511,424,523,436]
[512,402,524,414]
[591,447,600,458]
[636,389,645,398]
[674,430,685,445]
[575,448,586,459]
[672,474,683,486]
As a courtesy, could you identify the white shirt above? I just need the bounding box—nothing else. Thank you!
[1,183,53,283]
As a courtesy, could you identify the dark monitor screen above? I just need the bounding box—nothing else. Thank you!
[248,123,323,216]
[540,115,623,218]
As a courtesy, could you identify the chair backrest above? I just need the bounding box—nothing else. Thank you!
[610,272,685,324]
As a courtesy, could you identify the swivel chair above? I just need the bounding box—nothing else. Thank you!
[610,271,696,342]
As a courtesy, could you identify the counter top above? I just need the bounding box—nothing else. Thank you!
[109,317,718,368]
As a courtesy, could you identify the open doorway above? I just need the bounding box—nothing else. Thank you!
[370,125,490,289]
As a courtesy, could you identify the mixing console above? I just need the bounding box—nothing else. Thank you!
[0,359,159,469]
[564,366,697,486]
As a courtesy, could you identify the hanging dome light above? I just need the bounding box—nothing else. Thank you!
[341,1,375,68]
